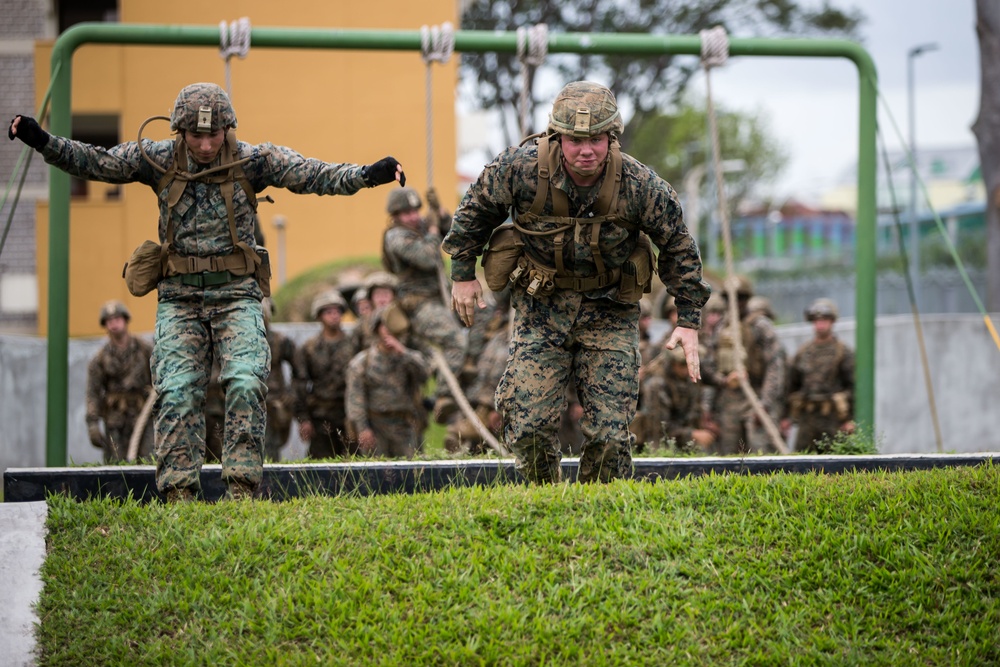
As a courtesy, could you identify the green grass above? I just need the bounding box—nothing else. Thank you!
[35,464,1000,666]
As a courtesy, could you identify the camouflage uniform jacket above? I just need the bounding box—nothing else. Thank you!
[267,328,297,402]
[442,141,710,327]
[292,332,358,421]
[346,345,429,432]
[468,327,511,409]
[383,221,446,301]
[652,371,704,448]
[40,134,367,303]
[787,337,855,416]
[86,335,153,429]
[709,311,786,414]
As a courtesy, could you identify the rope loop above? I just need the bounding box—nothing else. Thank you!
[516,23,549,67]
[420,22,456,65]
[219,17,252,61]
[699,26,729,69]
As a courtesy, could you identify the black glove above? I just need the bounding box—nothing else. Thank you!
[8,115,49,151]
[361,156,405,187]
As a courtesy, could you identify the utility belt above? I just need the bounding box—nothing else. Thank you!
[124,243,271,296]
[102,391,147,415]
[797,392,850,421]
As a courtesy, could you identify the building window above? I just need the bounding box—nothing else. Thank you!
[71,114,120,200]
[57,0,119,33]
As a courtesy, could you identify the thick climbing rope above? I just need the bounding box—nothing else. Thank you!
[516,24,548,138]
[219,17,251,98]
[420,22,455,189]
[700,26,788,454]
[876,126,944,452]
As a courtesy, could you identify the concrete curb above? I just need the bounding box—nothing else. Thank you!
[0,501,47,667]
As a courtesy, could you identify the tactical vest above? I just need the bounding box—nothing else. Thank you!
[715,316,765,386]
[137,116,268,285]
[506,133,651,297]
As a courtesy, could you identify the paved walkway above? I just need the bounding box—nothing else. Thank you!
[0,501,46,667]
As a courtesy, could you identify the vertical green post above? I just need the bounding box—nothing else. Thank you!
[854,65,878,428]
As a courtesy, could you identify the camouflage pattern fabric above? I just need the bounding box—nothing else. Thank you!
[406,300,466,399]
[447,317,510,454]
[496,289,640,484]
[442,139,710,328]
[265,328,297,461]
[346,345,429,458]
[152,295,269,494]
[383,222,447,301]
[40,129,369,495]
[639,358,704,450]
[787,337,855,453]
[708,311,786,454]
[293,331,359,458]
[85,335,153,462]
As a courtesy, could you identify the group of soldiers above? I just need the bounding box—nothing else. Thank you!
[632,277,856,455]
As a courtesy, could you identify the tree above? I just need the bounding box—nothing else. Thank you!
[460,0,864,147]
[627,99,788,220]
[973,0,1000,310]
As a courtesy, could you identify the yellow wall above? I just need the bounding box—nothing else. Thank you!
[35,0,458,336]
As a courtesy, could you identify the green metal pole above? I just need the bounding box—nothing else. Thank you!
[45,24,878,463]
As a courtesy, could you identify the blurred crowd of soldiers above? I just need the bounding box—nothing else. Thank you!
[85,189,855,463]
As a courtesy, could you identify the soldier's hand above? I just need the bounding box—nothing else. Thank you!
[358,429,376,454]
[298,420,315,442]
[452,279,487,327]
[664,326,701,382]
[361,156,405,188]
[691,428,716,450]
[87,423,106,449]
[8,115,49,150]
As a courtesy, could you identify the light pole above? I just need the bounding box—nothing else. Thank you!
[272,214,288,287]
[907,42,937,307]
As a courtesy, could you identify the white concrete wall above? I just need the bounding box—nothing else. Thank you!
[3,315,999,493]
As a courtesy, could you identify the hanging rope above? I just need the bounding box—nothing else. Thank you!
[219,17,252,99]
[700,26,788,454]
[420,22,455,189]
[876,126,945,452]
[516,23,548,138]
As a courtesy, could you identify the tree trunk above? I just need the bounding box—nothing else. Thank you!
[972,0,1000,310]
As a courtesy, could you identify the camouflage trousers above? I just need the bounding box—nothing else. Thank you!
[497,290,638,484]
[711,386,779,455]
[103,415,154,463]
[152,294,269,494]
[366,412,420,459]
[407,299,466,399]
[793,413,843,454]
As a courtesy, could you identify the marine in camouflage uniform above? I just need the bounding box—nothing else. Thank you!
[346,308,430,459]
[444,81,710,484]
[85,301,154,463]
[707,277,786,455]
[381,187,467,420]
[640,345,715,452]
[8,83,404,500]
[783,298,855,453]
[294,290,359,459]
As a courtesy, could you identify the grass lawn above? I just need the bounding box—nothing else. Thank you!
[35,464,1000,666]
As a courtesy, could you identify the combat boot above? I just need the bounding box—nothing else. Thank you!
[225,480,256,501]
[165,487,196,503]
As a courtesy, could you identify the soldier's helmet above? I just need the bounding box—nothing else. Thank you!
[99,300,130,327]
[170,82,238,133]
[370,303,410,339]
[386,187,422,215]
[364,270,400,293]
[805,298,839,322]
[722,275,754,299]
[747,296,776,320]
[547,81,624,139]
[703,292,726,314]
[310,290,347,320]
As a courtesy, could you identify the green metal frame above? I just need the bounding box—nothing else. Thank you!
[45,23,878,465]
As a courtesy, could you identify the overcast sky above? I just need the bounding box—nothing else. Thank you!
[695,0,981,202]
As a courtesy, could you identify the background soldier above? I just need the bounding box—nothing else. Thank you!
[641,345,715,452]
[381,187,467,423]
[707,276,786,454]
[263,298,297,461]
[8,83,403,501]
[85,300,154,463]
[293,290,358,459]
[346,307,430,459]
[445,81,710,484]
[783,298,856,452]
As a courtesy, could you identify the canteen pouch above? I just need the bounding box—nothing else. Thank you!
[255,247,272,297]
[122,240,164,297]
[617,234,655,303]
[481,223,523,292]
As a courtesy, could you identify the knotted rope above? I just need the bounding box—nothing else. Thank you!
[420,22,455,188]
[516,23,548,137]
[219,17,252,98]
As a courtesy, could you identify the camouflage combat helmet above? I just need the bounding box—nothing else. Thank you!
[363,270,400,293]
[747,296,776,320]
[703,292,726,314]
[547,81,624,138]
[99,300,130,327]
[386,187,422,215]
[170,82,238,133]
[805,297,839,321]
[370,304,410,339]
[722,275,754,298]
[310,289,347,319]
